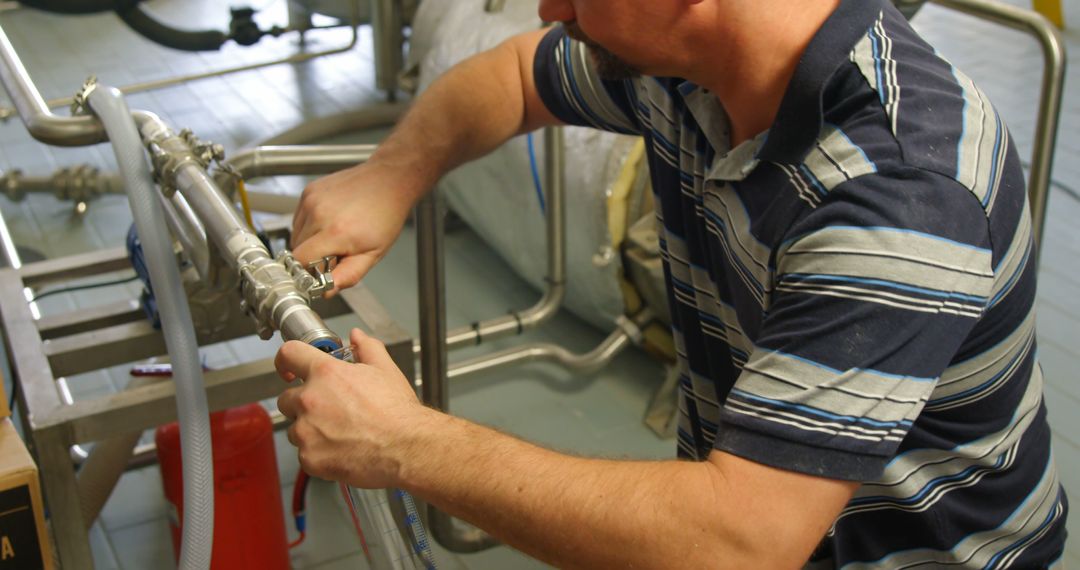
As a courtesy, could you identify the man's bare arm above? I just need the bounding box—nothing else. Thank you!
[277,333,858,569]
[290,29,559,290]
[399,411,855,569]
[368,29,560,197]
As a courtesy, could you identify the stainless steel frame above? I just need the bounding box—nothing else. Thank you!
[0,219,415,568]
[930,0,1066,252]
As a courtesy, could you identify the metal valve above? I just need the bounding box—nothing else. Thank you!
[306,256,336,297]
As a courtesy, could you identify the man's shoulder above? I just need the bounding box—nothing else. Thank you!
[820,9,1022,213]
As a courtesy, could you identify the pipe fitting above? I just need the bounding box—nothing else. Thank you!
[134,112,343,350]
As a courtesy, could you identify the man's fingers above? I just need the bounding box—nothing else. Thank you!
[291,208,309,249]
[291,229,335,265]
[278,386,302,420]
[349,328,398,372]
[275,340,328,382]
[328,255,376,295]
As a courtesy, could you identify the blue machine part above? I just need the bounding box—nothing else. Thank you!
[311,337,343,353]
[127,224,162,329]
[127,222,276,329]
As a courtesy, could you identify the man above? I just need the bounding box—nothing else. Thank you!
[275,0,1069,567]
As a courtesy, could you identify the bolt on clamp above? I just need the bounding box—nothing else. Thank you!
[278,251,336,298]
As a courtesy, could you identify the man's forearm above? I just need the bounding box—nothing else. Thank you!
[398,410,746,569]
[367,30,552,204]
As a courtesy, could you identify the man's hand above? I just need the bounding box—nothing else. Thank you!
[290,162,417,296]
[289,29,557,297]
[275,328,436,488]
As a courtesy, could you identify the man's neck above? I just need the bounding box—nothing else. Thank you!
[685,1,841,148]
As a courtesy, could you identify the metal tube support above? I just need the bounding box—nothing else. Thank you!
[37,426,91,567]
[930,0,1066,253]
[417,189,449,412]
[0,22,106,145]
[447,314,645,380]
[371,0,404,96]
[426,126,567,354]
[416,187,500,552]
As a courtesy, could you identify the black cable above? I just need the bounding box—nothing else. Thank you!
[1019,160,1080,204]
[115,4,229,52]
[29,274,139,303]
[1050,178,1080,204]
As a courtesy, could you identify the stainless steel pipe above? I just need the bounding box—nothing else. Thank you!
[447,318,640,380]
[415,179,500,553]
[0,165,124,202]
[371,0,404,96]
[417,188,450,411]
[416,127,566,553]
[224,144,377,179]
[0,22,106,145]
[160,191,212,281]
[135,111,340,348]
[426,126,567,354]
[930,0,1066,252]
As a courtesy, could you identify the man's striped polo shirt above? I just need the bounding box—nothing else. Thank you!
[533,0,1067,567]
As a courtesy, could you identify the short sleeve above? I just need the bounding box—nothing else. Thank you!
[713,168,996,481]
[532,27,641,135]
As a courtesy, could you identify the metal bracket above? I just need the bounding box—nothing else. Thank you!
[69,75,98,116]
[178,128,225,169]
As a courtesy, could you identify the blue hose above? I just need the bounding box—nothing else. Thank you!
[526,132,545,214]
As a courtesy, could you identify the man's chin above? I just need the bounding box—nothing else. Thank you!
[563,21,640,80]
[587,46,641,81]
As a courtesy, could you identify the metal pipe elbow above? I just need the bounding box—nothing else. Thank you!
[24,111,106,147]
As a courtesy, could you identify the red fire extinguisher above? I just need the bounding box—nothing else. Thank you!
[156,403,291,569]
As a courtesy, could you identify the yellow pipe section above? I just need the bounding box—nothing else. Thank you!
[236,178,256,230]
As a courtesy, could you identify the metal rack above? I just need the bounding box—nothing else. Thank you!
[0,217,415,567]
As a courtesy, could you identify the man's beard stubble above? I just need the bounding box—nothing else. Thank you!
[562,21,641,81]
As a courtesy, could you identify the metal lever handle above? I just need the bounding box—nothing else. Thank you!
[306,255,336,297]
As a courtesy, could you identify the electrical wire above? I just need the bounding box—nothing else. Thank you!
[339,483,372,560]
[526,132,546,213]
[289,469,310,549]
[1050,178,1080,204]
[28,274,139,303]
[236,179,257,230]
[1019,159,1080,203]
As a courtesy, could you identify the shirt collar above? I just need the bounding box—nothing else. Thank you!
[755,0,886,164]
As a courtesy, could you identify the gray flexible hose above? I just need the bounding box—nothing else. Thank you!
[87,85,214,570]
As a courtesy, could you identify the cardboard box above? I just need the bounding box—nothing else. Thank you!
[0,418,51,569]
